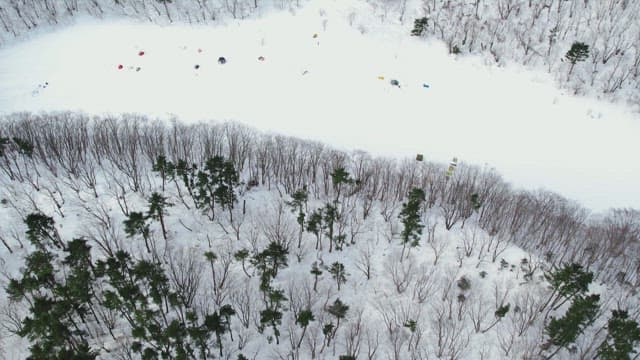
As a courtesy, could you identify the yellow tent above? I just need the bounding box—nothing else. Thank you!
[445,157,458,179]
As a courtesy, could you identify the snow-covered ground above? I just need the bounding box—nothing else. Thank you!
[0,1,638,212]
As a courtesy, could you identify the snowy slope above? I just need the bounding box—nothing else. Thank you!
[0,1,639,212]
[1,2,639,359]
[1,109,637,359]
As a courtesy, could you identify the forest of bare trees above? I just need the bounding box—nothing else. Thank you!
[1,0,638,105]
[362,0,640,105]
[0,111,637,287]
[1,1,640,357]
[0,112,639,358]
[0,0,298,45]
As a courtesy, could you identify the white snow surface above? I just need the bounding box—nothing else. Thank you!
[0,0,639,212]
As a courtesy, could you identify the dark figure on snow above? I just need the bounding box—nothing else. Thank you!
[390,79,400,87]
[218,57,227,64]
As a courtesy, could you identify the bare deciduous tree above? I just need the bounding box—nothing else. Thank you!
[430,300,471,359]
[167,247,204,311]
[385,251,414,294]
[412,264,437,304]
[355,243,374,280]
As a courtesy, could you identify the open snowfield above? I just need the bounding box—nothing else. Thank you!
[0,0,638,212]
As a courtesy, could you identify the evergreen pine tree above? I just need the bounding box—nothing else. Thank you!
[321,298,349,349]
[189,156,239,220]
[323,322,335,347]
[259,288,287,344]
[411,17,428,36]
[147,192,173,242]
[287,187,309,248]
[0,137,9,156]
[252,241,289,279]
[252,241,289,292]
[404,319,418,333]
[214,159,239,219]
[234,249,251,278]
[545,294,600,358]
[481,303,510,333]
[327,298,349,329]
[495,303,510,318]
[96,250,224,358]
[205,305,236,357]
[7,216,99,359]
[12,137,34,157]
[123,211,151,253]
[175,159,196,199]
[543,263,594,312]
[470,193,482,211]
[328,262,347,291]
[565,41,589,77]
[61,239,96,322]
[565,42,589,64]
[311,261,323,292]
[195,156,224,218]
[399,188,426,258]
[152,155,175,192]
[330,167,354,204]
[25,213,62,249]
[323,203,340,252]
[598,310,640,360]
[307,208,324,250]
[296,309,315,349]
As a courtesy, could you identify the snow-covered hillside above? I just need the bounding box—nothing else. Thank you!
[0,1,639,212]
[1,1,640,359]
[0,113,638,359]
